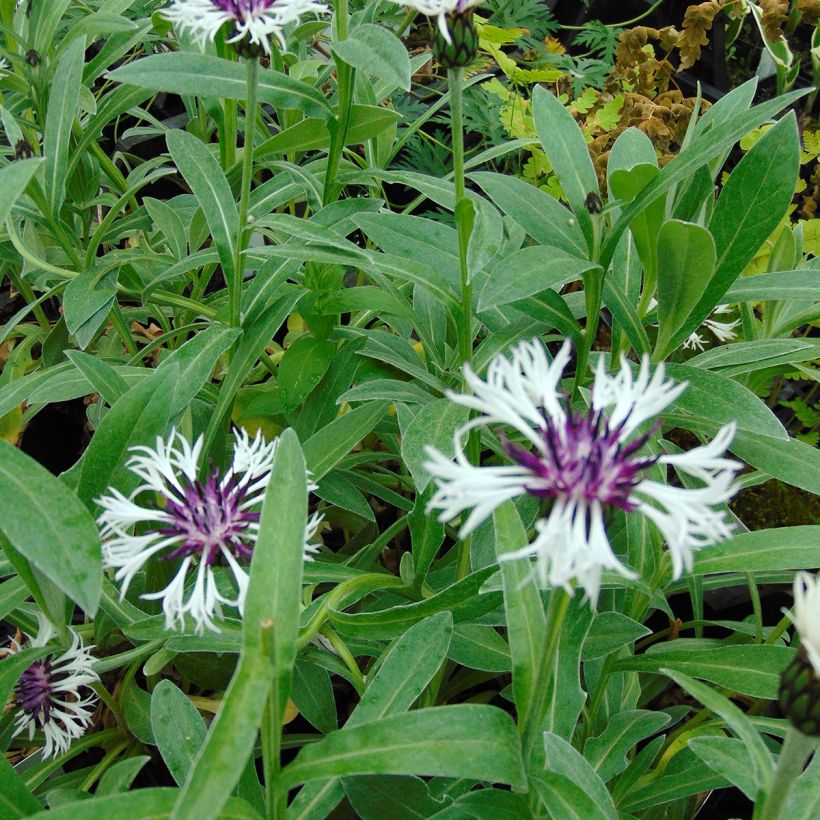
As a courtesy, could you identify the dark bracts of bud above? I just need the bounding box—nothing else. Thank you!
[15,138,35,161]
[25,49,40,67]
[432,10,478,70]
[778,647,820,737]
[585,191,603,214]
[230,26,265,59]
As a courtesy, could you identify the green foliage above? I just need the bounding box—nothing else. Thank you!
[0,2,817,818]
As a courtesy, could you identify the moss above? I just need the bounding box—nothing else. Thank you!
[731,479,820,530]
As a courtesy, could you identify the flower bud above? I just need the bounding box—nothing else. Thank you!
[778,573,820,736]
[15,138,34,161]
[432,10,477,69]
[778,647,820,736]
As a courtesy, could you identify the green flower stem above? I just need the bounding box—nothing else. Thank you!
[24,728,126,790]
[79,738,132,791]
[522,589,571,764]
[754,727,817,820]
[230,57,260,330]
[573,221,604,396]
[110,303,140,357]
[323,0,354,206]
[93,638,166,674]
[5,266,49,331]
[297,573,405,650]
[223,97,238,170]
[262,689,285,820]
[320,625,366,692]
[448,66,479,581]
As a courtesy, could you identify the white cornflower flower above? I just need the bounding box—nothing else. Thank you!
[424,339,741,603]
[162,0,328,54]
[787,573,820,674]
[683,305,740,351]
[387,0,483,44]
[97,428,322,633]
[4,615,99,760]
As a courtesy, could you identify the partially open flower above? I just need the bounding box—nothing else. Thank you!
[779,573,820,736]
[424,339,741,603]
[97,428,321,633]
[4,616,99,760]
[389,0,482,48]
[162,0,328,55]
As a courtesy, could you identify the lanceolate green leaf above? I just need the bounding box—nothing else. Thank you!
[0,160,41,224]
[290,614,454,817]
[668,113,800,349]
[0,442,101,615]
[279,705,526,789]
[107,53,331,119]
[30,790,261,819]
[654,220,716,360]
[302,400,389,481]
[77,365,178,511]
[332,24,411,91]
[615,644,793,698]
[493,501,546,731]
[532,85,600,253]
[0,753,43,818]
[663,669,773,791]
[166,130,238,297]
[151,681,208,786]
[44,37,85,213]
[690,526,820,575]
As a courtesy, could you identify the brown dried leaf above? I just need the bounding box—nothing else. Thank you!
[679,1,723,70]
[760,0,789,41]
[798,0,820,25]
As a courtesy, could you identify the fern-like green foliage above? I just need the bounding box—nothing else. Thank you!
[572,19,623,64]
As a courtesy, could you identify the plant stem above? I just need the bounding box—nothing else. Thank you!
[323,0,353,206]
[230,57,259,330]
[448,66,478,580]
[522,589,571,764]
[754,727,817,820]
[449,67,471,379]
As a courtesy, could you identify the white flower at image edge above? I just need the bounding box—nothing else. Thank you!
[162,0,328,53]
[4,615,99,760]
[97,428,321,633]
[788,572,820,674]
[424,340,742,603]
[386,0,484,43]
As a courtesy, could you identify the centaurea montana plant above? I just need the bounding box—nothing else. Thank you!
[97,428,321,633]
[425,339,741,602]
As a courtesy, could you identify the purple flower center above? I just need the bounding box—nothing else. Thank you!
[503,406,658,510]
[160,473,259,566]
[211,0,275,17]
[15,658,54,728]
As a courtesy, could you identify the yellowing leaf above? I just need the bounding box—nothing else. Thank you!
[477,22,528,46]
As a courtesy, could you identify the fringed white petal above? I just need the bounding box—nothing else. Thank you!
[449,339,570,452]
[593,354,686,439]
[499,499,635,605]
[634,470,738,579]
[425,443,536,536]
[787,572,820,675]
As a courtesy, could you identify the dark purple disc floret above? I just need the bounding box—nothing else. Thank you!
[211,0,275,14]
[502,405,659,511]
[15,658,54,728]
[160,472,259,566]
